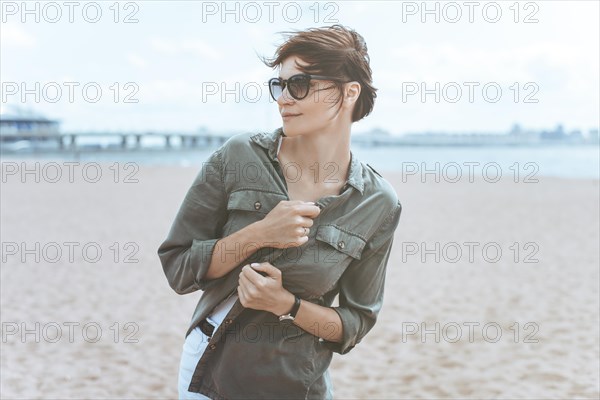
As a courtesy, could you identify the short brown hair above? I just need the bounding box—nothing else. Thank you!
[259,24,377,123]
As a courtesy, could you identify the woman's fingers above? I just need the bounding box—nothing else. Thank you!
[298,226,310,236]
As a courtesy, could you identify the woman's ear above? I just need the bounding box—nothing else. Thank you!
[345,81,361,104]
[345,82,361,102]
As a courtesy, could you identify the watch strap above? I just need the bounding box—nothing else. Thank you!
[289,295,301,318]
[279,295,301,321]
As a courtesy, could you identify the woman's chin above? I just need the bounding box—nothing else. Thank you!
[281,127,301,137]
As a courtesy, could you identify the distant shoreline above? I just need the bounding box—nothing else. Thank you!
[1,140,598,156]
[1,144,598,180]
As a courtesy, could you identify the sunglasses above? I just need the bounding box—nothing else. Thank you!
[268,74,347,101]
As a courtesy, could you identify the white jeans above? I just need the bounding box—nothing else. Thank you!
[177,324,214,399]
[178,293,238,399]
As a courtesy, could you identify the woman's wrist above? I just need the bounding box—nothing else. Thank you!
[272,290,296,316]
[245,221,269,249]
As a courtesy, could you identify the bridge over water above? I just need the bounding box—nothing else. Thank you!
[0,132,231,150]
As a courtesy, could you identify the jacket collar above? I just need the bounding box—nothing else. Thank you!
[250,127,364,194]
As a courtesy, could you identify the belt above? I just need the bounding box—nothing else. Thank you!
[198,318,215,338]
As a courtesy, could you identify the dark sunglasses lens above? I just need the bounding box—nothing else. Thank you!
[269,79,282,100]
[288,76,310,99]
[269,76,310,100]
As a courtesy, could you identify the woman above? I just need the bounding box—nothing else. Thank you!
[158,24,402,399]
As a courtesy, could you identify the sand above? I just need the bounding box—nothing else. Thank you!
[1,161,598,399]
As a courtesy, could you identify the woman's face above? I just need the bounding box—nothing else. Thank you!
[276,55,346,137]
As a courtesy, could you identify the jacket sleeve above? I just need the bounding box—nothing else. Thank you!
[157,147,229,294]
[322,200,402,355]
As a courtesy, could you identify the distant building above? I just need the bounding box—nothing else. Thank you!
[588,128,599,143]
[0,105,60,140]
[509,123,522,135]
[366,127,391,136]
[541,124,566,140]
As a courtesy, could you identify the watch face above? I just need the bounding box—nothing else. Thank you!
[279,315,294,322]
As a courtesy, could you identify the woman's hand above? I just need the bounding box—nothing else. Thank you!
[237,262,295,316]
[255,200,321,249]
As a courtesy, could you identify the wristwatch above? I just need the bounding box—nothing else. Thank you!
[278,295,301,322]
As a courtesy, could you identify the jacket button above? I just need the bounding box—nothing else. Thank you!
[209,343,217,350]
[337,241,345,250]
[254,201,262,210]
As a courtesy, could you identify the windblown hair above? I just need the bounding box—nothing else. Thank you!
[259,24,377,123]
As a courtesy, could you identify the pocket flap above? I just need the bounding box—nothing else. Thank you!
[315,225,367,260]
[227,189,287,213]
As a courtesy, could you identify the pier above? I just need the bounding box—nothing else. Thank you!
[0,132,231,151]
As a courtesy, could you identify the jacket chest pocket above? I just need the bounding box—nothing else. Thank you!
[277,224,368,298]
[222,189,287,237]
[314,225,367,262]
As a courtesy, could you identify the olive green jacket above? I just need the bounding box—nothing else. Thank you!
[158,127,402,399]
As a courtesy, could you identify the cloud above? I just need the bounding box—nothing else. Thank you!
[383,41,597,86]
[0,24,36,47]
[137,79,196,102]
[150,37,222,60]
[127,53,147,68]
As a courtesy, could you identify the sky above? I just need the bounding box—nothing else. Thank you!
[1,0,599,135]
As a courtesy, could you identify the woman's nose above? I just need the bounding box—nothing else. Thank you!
[276,87,294,105]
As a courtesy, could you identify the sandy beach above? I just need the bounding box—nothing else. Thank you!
[1,161,598,399]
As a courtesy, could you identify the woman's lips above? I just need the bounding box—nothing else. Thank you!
[282,114,301,119]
